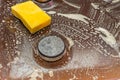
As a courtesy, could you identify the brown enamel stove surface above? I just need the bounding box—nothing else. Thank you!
[0,0,120,80]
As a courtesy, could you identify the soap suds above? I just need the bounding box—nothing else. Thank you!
[57,13,90,24]
[112,0,120,3]
[9,37,45,79]
[63,49,101,69]
[48,71,54,77]
[47,11,90,24]
[9,57,33,79]
[95,27,120,57]
[0,64,3,69]
[9,57,44,80]
[47,11,56,15]
[95,27,116,47]
[91,3,100,10]
[79,51,99,68]
[2,20,5,23]
[63,0,81,9]
[69,74,78,80]
[28,69,43,80]
[103,0,113,3]
[93,76,98,80]
[16,40,21,45]
[65,36,74,49]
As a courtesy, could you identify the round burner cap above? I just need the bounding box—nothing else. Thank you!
[38,36,65,61]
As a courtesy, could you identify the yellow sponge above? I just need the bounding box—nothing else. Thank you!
[11,1,51,34]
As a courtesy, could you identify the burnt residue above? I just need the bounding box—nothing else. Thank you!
[0,0,120,80]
